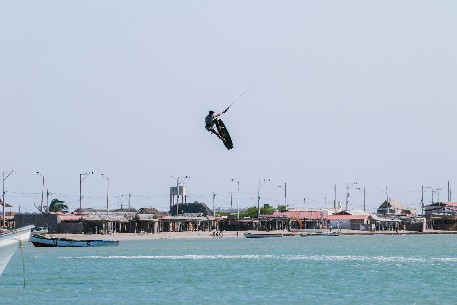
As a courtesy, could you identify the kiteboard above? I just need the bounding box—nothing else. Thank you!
[215,119,233,150]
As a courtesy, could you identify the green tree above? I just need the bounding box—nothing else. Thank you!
[277,205,288,212]
[239,206,275,218]
[48,198,68,213]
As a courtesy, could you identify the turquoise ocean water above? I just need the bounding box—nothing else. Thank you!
[1,235,457,305]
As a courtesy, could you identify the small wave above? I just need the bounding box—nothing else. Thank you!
[284,255,427,262]
[59,255,274,260]
[59,254,457,263]
[431,257,457,262]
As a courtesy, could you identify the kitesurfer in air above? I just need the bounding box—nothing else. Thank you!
[205,110,224,140]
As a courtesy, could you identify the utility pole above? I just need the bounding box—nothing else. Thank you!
[276,181,287,210]
[41,176,44,213]
[230,192,233,209]
[80,171,95,210]
[46,189,49,213]
[355,185,365,211]
[79,174,82,210]
[128,193,131,209]
[257,189,261,219]
[100,174,110,217]
[333,184,337,210]
[231,179,240,219]
[345,186,350,211]
[2,170,14,228]
[237,181,240,220]
[257,178,270,219]
[171,176,190,216]
[34,171,45,213]
[106,178,109,216]
[363,186,366,212]
[176,177,180,216]
[212,192,216,218]
[421,185,424,215]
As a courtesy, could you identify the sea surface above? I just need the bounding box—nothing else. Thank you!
[1,234,456,305]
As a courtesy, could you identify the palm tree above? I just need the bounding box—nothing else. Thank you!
[48,198,68,213]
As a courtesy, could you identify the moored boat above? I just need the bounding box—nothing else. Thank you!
[244,232,283,238]
[0,225,34,275]
[300,231,341,237]
[31,234,119,247]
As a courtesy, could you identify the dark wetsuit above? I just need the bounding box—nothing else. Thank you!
[205,113,223,139]
[205,113,215,130]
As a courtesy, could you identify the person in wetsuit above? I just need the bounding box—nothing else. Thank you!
[205,110,224,140]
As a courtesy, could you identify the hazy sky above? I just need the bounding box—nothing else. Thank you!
[2,1,457,212]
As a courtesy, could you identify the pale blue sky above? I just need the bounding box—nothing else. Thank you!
[1,1,457,212]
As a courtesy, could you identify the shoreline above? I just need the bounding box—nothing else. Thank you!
[43,229,457,241]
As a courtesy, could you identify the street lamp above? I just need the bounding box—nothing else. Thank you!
[212,192,216,218]
[277,181,287,210]
[34,171,45,213]
[231,178,240,219]
[120,193,132,210]
[100,173,110,216]
[2,170,14,228]
[257,178,271,219]
[171,176,190,216]
[344,181,358,211]
[432,187,442,203]
[421,185,433,215]
[355,185,366,212]
[80,170,95,210]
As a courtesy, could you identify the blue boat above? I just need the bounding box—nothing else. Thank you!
[30,234,119,247]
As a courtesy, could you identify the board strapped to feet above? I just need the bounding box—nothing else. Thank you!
[215,119,233,150]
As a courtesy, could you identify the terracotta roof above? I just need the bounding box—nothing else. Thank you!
[58,215,82,221]
[269,211,323,219]
[325,214,369,220]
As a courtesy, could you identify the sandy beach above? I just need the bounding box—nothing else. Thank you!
[43,229,457,241]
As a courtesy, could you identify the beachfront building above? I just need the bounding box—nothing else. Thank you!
[325,210,371,230]
[424,201,457,230]
[266,210,326,230]
[159,215,216,232]
[219,218,259,231]
[377,200,415,216]
[424,201,457,215]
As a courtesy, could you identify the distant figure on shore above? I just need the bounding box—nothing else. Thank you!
[210,230,223,239]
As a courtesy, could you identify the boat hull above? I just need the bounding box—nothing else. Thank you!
[0,225,33,275]
[244,233,283,238]
[300,232,341,237]
[31,235,119,247]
